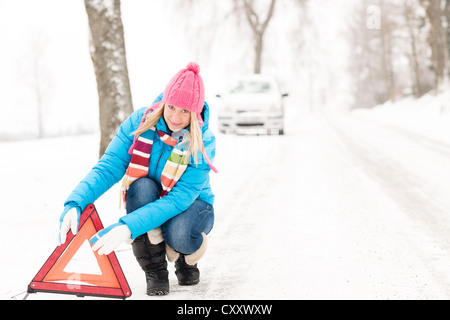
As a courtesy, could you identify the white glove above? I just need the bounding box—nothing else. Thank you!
[90,223,132,255]
[58,205,81,245]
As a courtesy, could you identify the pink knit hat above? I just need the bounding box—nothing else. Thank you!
[158,62,206,126]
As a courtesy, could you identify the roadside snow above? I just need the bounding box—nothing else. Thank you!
[353,87,450,145]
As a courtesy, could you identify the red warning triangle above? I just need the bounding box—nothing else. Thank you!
[28,204,132,299]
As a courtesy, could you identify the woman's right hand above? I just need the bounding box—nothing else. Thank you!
[58,203,81,245]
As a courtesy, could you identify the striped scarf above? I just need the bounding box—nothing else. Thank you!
[120,126,190,207]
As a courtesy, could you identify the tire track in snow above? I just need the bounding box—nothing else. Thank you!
[331,124,450,222]
[353,114,450,159]
[197,134,282,298]
[327,114,450,297]
[328,114,450,226]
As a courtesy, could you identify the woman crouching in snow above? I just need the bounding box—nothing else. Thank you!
[57,62,218,296]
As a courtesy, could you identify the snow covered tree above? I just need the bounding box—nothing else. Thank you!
[84,0,133,157]
[348,0,441,108]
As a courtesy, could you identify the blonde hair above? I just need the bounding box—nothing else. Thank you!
[134,103,207,166]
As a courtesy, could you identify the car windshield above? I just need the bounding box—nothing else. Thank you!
[230,81,272,94]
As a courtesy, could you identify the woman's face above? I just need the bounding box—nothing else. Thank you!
[164,104,191,132]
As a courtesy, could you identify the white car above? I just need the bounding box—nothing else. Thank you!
[216,75,288,135]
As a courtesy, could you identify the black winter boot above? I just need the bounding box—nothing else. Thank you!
[132,235,169,295]
[175,254,200,286]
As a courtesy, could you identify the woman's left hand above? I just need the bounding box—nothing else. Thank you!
[90,222,132,255]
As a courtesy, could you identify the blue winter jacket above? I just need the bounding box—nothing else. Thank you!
[65,94,216,239]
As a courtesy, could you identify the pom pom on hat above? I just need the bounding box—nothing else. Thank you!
[186,62,200,74]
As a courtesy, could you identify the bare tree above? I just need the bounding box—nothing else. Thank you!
[84,0,133,157]
[379,1,397,101]
[242,0,277,74]
[348,0,439,108]
[167,0,305,76]
[404,0,429,97]
[445,0,450,75]
[348,1,388,106]
[421,0,448,88]
[18,30,52,138]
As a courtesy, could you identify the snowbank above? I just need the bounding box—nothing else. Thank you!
[353,87,450,145]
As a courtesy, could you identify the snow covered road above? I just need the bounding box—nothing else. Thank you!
[2,109,450,300]
[205,112,450,300]
[322,113,450,299]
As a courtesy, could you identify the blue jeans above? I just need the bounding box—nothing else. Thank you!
[126,177,214,255]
